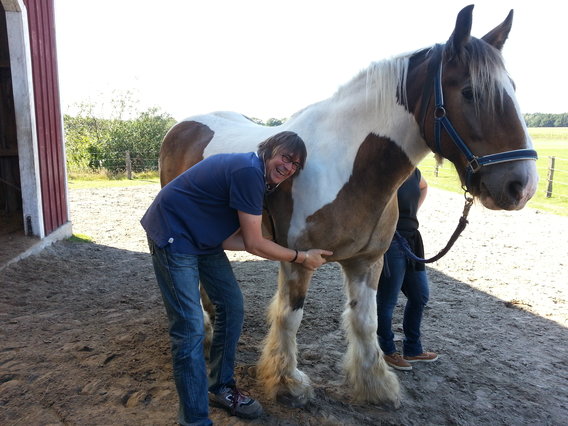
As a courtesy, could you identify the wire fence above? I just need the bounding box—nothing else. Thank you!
[420,155,568,201]
[540,156,568,199]
[67,151,159,177]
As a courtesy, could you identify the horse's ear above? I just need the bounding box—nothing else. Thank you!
[481,9,514,51]
[446,5,474,59]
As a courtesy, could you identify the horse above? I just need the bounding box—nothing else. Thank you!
[158,5,538,408]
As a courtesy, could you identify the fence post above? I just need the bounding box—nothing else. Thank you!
[126,151,132,180]
[546,156,555,198]
[434,163,439,177]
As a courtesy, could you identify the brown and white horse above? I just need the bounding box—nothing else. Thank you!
[159,5,538,407]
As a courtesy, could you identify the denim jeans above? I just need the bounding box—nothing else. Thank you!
[376,238,429,357]
[148,238,244,426]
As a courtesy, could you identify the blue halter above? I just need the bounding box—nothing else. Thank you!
[431,48,538,190]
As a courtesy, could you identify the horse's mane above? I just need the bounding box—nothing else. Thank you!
[292,38,508,121]
[334,54,410,109]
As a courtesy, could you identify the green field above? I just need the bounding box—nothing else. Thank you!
[420,127,568,216]
[67,171,159,189]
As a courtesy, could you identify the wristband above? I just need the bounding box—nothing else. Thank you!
[290,249,299,263]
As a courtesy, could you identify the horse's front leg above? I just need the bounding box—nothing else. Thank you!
[341,257,401,408]
[257,262,313,407]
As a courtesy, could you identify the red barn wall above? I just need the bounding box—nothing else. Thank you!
[23,0,67,235]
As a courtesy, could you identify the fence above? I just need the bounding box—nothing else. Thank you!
[423,155,568,201]
[542,156,568,199]
[67,150,159,177]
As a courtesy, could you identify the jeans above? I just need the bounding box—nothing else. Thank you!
[148,238,244,426]
[376,238,429,357]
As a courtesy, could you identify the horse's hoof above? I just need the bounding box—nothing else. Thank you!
[276,391,309,408]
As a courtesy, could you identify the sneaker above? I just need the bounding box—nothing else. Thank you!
[403,352,439,363]
[383,352,412,371]
[209,385,263,419]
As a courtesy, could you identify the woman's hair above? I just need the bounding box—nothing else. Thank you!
[257,131,307,172]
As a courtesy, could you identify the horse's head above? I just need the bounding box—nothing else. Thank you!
[413,5,538,210]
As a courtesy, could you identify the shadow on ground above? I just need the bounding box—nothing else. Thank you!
[1,239,566,425]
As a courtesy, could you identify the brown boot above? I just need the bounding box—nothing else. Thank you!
[403,352,439,363]
[384,352,412,371]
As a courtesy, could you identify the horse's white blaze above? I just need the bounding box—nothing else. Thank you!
[503,76,539,196]
[500,75,532,149]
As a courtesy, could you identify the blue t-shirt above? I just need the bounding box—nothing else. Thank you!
[141,152,265,254]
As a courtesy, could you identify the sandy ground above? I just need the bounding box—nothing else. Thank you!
[1,183,567,425]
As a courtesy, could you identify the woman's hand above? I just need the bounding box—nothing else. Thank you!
[300,249,333,271]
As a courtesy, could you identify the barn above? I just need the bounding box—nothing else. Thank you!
[0,0,71,268]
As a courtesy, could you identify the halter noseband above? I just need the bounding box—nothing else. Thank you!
[423,44,538,190]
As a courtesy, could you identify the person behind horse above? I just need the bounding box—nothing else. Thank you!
[377,168,438,371]
[141,131,332,425]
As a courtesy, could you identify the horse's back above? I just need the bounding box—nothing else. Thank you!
[159,111,278,186]
[159,119,214,186]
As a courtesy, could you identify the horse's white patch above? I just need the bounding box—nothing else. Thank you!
[351,284,378,330]
[287,308,304,332]
[196,112,279,156]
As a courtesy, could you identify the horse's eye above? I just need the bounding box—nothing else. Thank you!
[462,87,474,101]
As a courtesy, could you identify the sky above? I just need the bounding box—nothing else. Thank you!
[54,0,567,121]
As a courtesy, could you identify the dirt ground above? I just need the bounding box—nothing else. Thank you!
[1,183,567,425]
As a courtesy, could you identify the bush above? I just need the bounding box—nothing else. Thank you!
[64,96,176,174]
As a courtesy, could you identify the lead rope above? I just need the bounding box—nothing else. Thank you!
[395,193,474,264]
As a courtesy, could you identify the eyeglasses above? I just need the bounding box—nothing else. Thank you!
[281,154,302,171]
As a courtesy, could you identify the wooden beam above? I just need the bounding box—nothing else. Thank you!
[1,1,22,13]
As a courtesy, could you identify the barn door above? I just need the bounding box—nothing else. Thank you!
[0,2,22,236]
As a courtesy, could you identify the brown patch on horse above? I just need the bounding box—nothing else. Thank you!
[159,121,214,186]
[263,177,295,245]
[299,134,413,257]
[287,266,315,311]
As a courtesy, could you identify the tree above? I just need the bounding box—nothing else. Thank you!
[524,113,568,127]
[246,117,287,126]
[64,94,176,174]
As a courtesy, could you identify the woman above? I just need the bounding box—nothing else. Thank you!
[141,131,332,425]
[377,168,438,371]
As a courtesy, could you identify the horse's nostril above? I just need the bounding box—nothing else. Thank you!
[508,181,523,201]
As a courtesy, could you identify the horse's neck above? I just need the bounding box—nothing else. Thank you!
[287,64,429,238]
[293,59,430,171]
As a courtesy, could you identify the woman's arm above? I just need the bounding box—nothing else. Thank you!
[222,229,246,251]
[223,211,333,270]
[417,176,428,209]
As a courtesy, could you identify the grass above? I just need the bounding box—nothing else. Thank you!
[67,170,160,189]
[420,127,568,216]
[65,128,568,216]
[67,233,94,243]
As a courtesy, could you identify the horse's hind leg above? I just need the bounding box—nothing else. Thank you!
[341,257,401,407]
[257,263,313,407]
[200,285,214,358]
